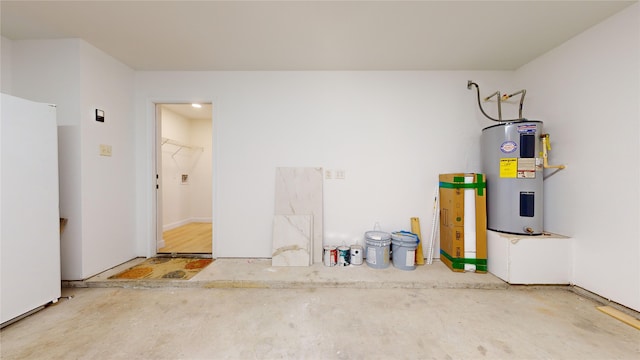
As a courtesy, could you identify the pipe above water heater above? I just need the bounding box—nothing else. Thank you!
[483,90,503,120]
[503,89,527,119]
[467,80,527,122]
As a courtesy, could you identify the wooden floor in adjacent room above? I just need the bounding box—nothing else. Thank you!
[158,222,212,254]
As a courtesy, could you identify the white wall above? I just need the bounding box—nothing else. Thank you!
[1,37,12,93]
[78,41,136,278]
[515,3,639,311]
[161,107,191,228]
[135,71,514,258]
[189,117,213,221]
[9,39,82,125]
[9,38,136,280]
[10,39,84,279]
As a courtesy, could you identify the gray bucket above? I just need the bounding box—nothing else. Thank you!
[391,232,419,271]
[365,231,391,269]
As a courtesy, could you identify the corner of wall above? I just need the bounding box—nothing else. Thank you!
[1,36,13,94]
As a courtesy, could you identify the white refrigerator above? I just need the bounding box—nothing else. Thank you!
[1,93,61,326]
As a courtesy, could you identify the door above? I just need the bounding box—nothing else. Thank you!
[155,103,213,255]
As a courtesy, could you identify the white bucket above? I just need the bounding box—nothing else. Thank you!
[391,232,419,271]
[365,231,391,269]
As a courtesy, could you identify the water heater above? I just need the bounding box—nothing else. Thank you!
[468,81,564,236]
[481,121,544,235]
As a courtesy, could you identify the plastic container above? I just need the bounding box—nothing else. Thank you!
[391,232,420,271]
[365,231,391,269]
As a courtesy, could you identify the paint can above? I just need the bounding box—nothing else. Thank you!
[365,231,391,269]
[323,246,337,267]
[337,245,350,266]
[350,245,363,265]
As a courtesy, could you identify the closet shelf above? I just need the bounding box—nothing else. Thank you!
[161,137,204,157]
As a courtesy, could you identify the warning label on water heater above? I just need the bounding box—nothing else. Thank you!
[500,158,537,178]
[517,158,536,178]
[499,158,518,178]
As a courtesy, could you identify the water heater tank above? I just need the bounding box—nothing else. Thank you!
[481,121,543,235]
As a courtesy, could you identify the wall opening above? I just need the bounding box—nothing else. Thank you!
[155,103,213,256]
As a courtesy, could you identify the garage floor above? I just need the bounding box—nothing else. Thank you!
[1,260,639,359]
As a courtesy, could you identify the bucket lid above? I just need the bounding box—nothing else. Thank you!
[365,231,391,241]
[365,237,391,247]
[391,231,419,244]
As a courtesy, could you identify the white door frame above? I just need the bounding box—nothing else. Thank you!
[150,100,217,258]
[154,103,164,251]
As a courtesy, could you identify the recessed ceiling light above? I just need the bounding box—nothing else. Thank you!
[191,103,202,108]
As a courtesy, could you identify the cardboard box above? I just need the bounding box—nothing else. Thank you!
[439,173,487,272]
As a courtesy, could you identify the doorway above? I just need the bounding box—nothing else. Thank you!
[156,103,213,255]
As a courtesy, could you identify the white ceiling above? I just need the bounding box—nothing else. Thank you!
[162,103,213,120]
[1,1,636,71]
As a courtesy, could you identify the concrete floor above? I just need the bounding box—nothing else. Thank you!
[1,260,639,359]
[71,258,510,290]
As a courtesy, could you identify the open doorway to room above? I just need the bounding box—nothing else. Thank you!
[156,103,213,256]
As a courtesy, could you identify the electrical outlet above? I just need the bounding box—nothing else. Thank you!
[99,144,112,157]
[325,170,333,179]
[336,170,345,179]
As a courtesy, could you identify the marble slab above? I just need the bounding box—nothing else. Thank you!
[272,215,313,266]
[274,167,323,263]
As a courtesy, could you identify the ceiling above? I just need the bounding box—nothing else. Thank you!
[1,1,636,71]
[161,103,213,120]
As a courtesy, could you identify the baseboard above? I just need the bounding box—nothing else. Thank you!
[190,217,212,223]
[570,285,640,318]
[163,218,212,231]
